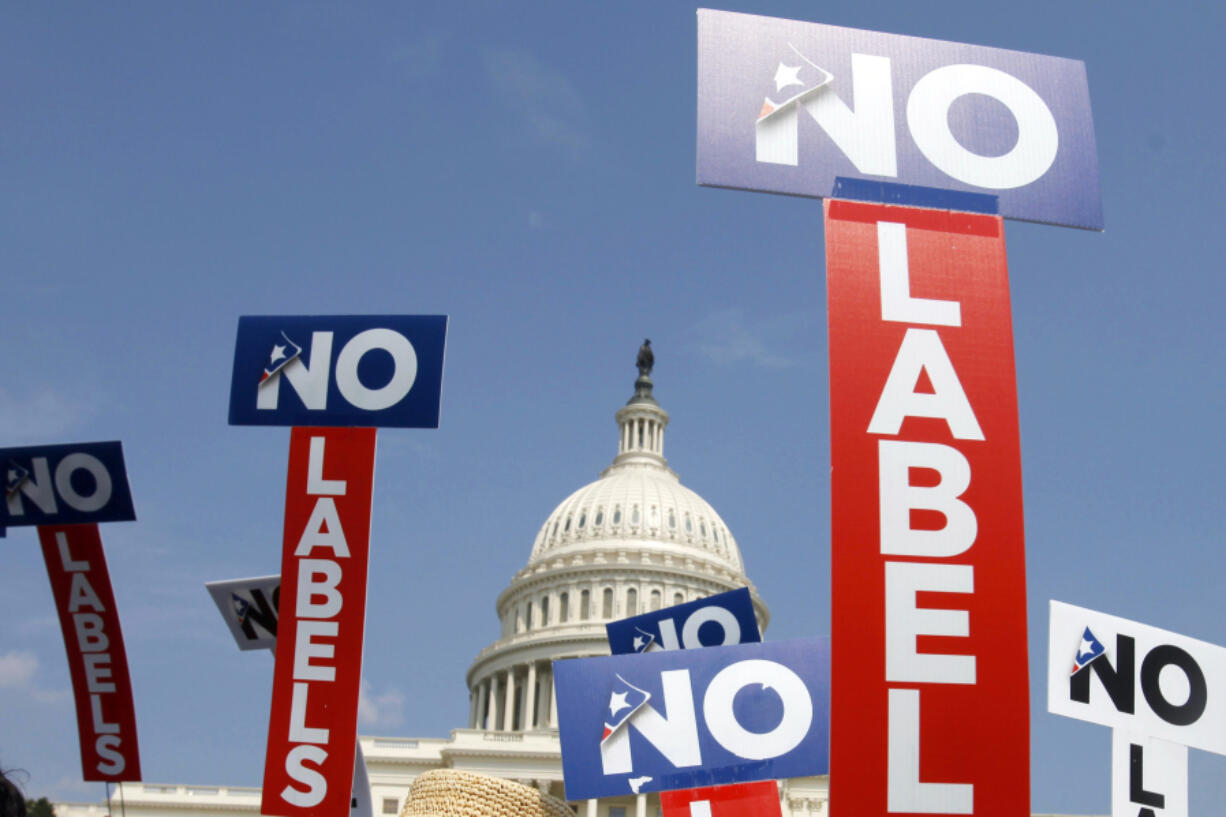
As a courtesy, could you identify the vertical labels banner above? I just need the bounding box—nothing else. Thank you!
[262,426,376,817]
[826,197,1028,816]
[39,524,141,781]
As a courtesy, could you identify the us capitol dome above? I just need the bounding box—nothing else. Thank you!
[464,352,770,738]
[54,346,834,817]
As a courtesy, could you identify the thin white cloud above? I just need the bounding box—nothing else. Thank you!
[691,309,796,369]
[358,680,405,728]
[0,387,91,443]
[485,50,590,157]
[0,651,38,688]
[387,32,448,81]
[0,650,71,704]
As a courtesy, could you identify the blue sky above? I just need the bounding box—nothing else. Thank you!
[1,1,1223,814]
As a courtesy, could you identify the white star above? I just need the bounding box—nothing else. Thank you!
[628,776,652,794]
[609,691,631,718]
[269,344,287,365]
[775,62,804,92]
[632,636,645,651]
[1079,637,1097,658]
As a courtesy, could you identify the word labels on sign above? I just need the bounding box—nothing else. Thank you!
[3,441,135,527]
[606,587,760,655]
[554,637,829,800]
[826,192,1029,817]
[207,575,281,651]
[696,9,1101,229]
[262,427,376,817]
[660,781,782,817]
[39,524,141,781]
[229,315,447,428]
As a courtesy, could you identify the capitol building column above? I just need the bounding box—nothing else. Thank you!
[486,671,499,730]
[548,668,558,728]
[536,662,552,728]
[501,667,516,730]
[524,661,537,728]
[474,677,488,729]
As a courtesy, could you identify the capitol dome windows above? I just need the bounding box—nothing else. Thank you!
[674,591,684,606]
[626,588,637,616]
[580,590,590,620]
[559,592,569,623]
[578,511,586,530]
[594,507,603,527]
[602,588,614,619]
[631,505,640,526]
[668,509,677,530]
[540,596,549,626]
[650,589,661,612]
[613,505,622,526]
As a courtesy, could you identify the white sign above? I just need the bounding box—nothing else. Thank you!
[206,575,281,651]
[1048,601,1226,754]
[1112,731,1186,817]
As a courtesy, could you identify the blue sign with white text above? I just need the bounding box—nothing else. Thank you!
[697,9,1102,229]
[1,441,136,527]
[228,315,447,428]
[606,587,760,655]
[554,637,829,800]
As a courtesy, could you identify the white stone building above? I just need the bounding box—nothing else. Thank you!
[54,364,1084,817]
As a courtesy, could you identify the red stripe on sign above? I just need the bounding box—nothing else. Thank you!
[826,199,1002,238]
[825,200,1029,817]
[660,780,782,817]
[262,426,377,817]
[39,524,142,782]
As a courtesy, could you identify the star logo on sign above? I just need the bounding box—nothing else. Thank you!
[5,461,30,496]
[1072,625,1106,674]
[260,332,303,384]
[631,626,655,653]
[774,62,803,92]
[609,691,630,718]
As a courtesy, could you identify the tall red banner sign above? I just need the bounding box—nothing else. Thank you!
[263,426,377,817]
[826,199,1029,816]
[39,524,141,781]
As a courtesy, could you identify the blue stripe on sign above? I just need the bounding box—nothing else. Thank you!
[832,177,999,215]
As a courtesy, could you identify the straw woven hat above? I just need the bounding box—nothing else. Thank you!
[399,769,573,817]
